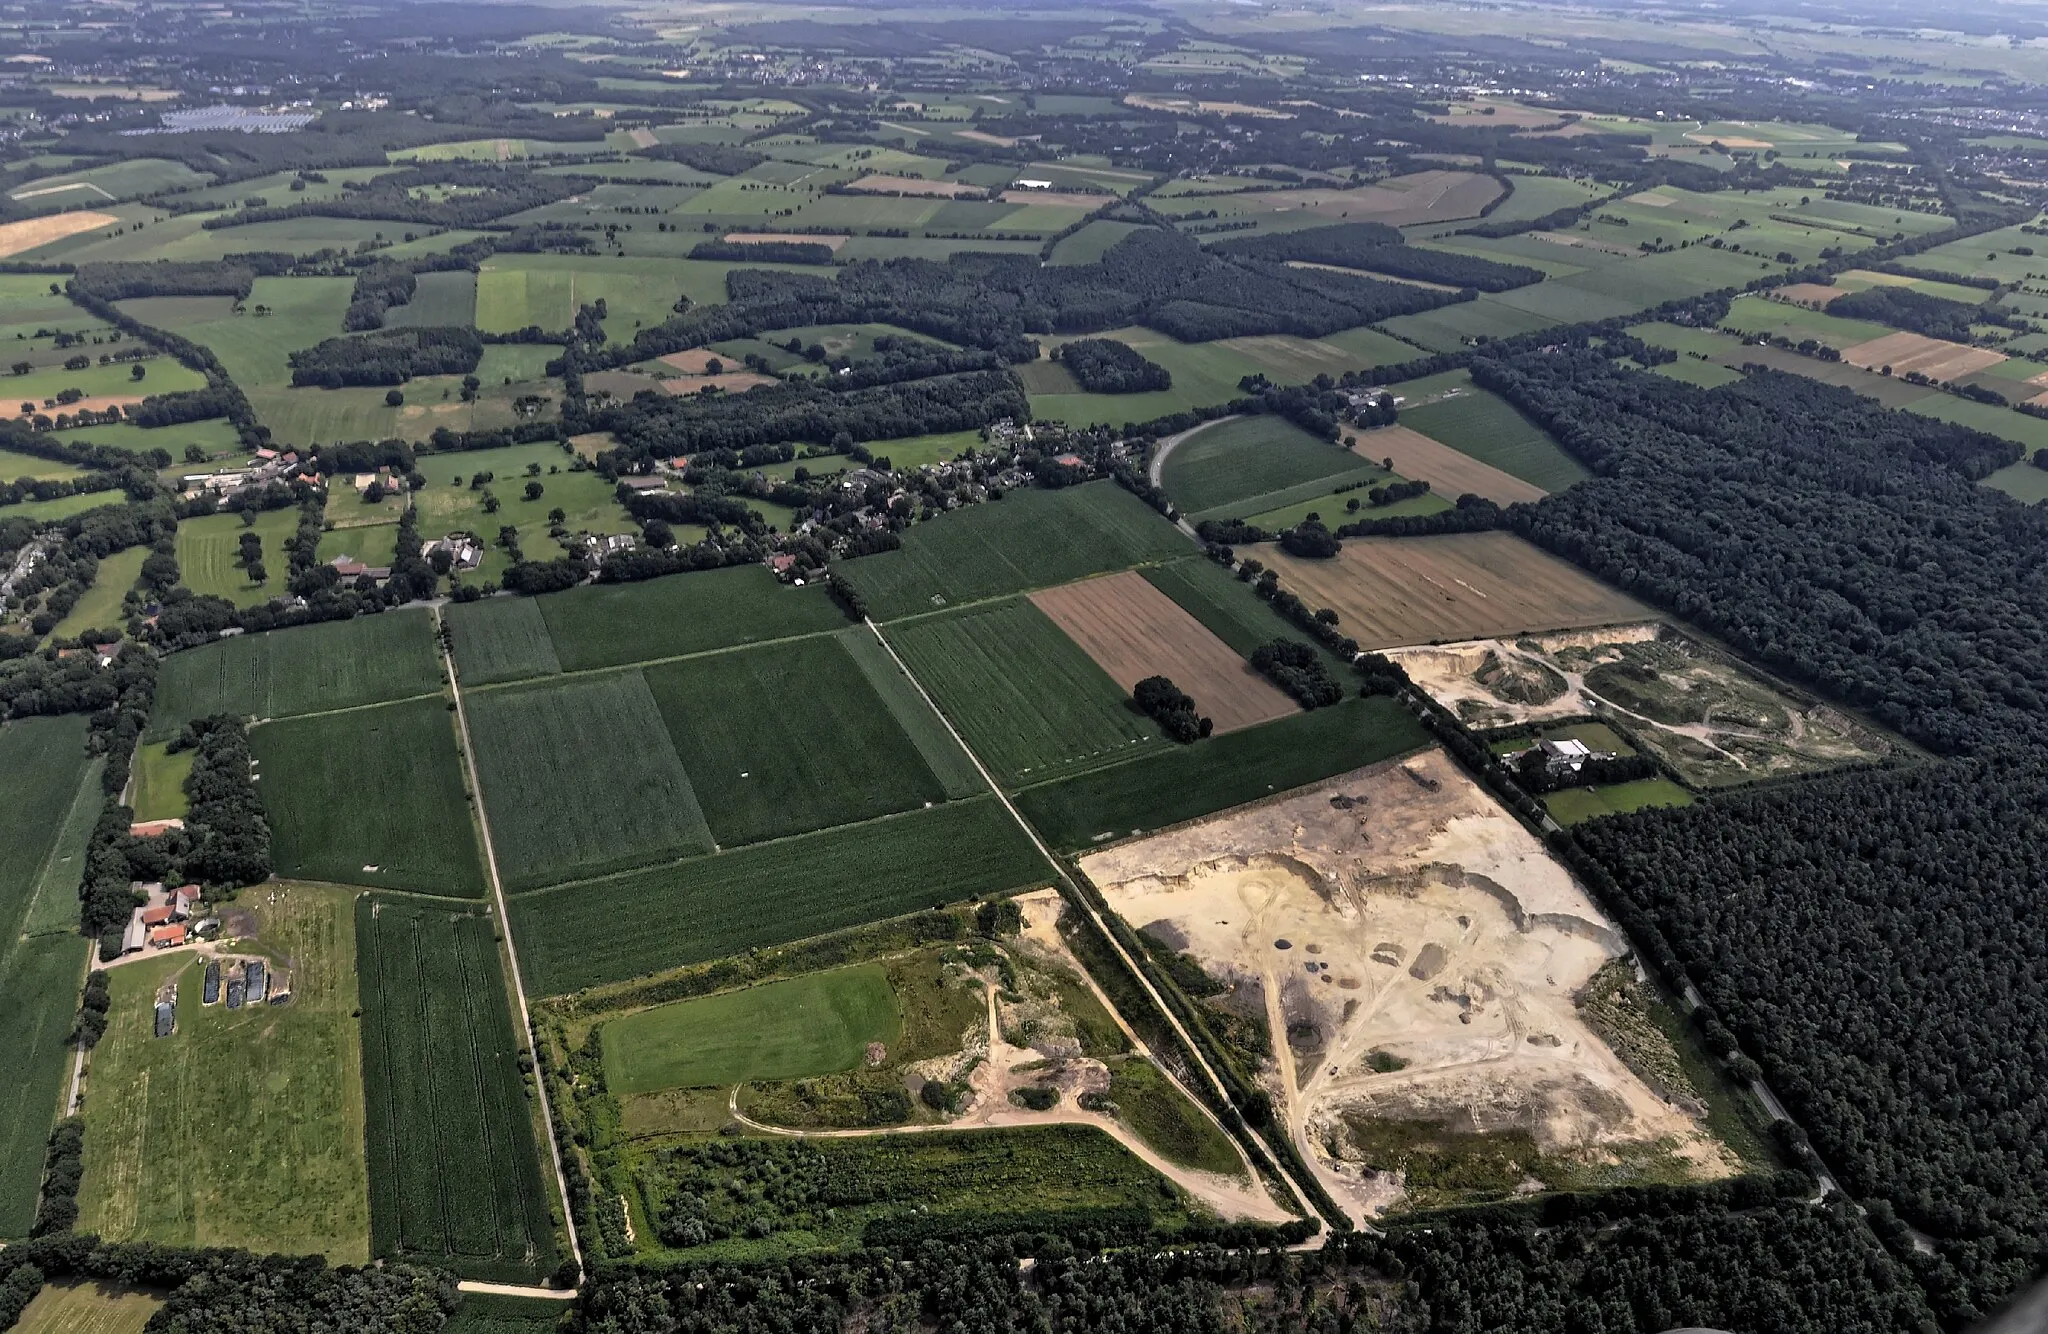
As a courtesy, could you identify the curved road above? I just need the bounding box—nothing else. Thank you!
[1146,415,1237,543]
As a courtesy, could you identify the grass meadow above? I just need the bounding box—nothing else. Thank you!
[1397,376,1589,492]
[1159,414,1369,517]
[20,755,104,940]
[147,609,442,740]
[253,697,487,897]
[129,741,193,823]
[1544,777,1696,824]
[173,507,300,606]
[0,715,93,938]
[76,883,370,1259]
[120,278,351,390]
[445,597,562,685]
[465,671,713,891]
[603,964,901,1093]
[850,482,1187,622]
[643,634,950,846]
[1140,557,1317,660]
[50,545,145,639]
[884,598,1159,787]
[510,798,1051,995]
[0,935,88,1239]
[357,895,559,1282]
[1016,694,1429,850]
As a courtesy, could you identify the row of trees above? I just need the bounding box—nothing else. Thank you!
[1213,219,1545,291]
[288,326,483,387]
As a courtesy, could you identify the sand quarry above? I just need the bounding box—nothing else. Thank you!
[1081,748,1734,1222]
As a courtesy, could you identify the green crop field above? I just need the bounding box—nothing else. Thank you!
[451,564,850,682]
[510,798,1051,995]
[1048,219,1150,265]
[20,756,104,940]
[0,715,93,938]
[5,356,205,405]
[1377,295,1562,353]
[385,270,478,328]
[0,445,86,482]
[442,1294,566,1334]
[76,882,369,1258]
[1544,777,1696,824]
[121,277,352,390]
[1160,414,1369,517]
[837,626,985,798]
[253,697,486,897]
[53,417,243,461]
[477,254,692,337]
[1016,693,1429,849]
[446,597,562,685]
[357,895,559,1282]
[148,609,443,740]
[1141,557,1311,659]
[643,634,950,846]
[0,935,87,1239]
[604,964,901,1093]
[50,544,144,639]
[174,507,300,606]
[850,482,1187,622]
[466,671,712,890]
[1397,374,1590,492]
[884,597,1158,786]
[130,740,193,823]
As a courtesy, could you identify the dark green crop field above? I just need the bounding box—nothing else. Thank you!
[883,597,1158,787]
[149,611,443,740]
[539,565,849,674]
[849,483,1188,622]
[509,798,1052,995]
[356,896,559,1283]
[253,696,487,897]
[1016,693,1429,850]
[1160,414,1364,518]
[643,634,949,847]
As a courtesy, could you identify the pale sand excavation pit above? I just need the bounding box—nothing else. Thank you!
[0,210,120,258]
[1351,424,1546,505]
[1841,330,2006,381]
[1029,571,1298,735]
[1083,749,1735,1222]
[844,174,982,199]
[720,231,849,250]
[1261,531,1653,650]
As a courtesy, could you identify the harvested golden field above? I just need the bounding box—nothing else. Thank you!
[1263,532,1651,648]
[1029,571,1297,735]
[845,174,982,198]
[0,210,120,258]
[1841,330,2006,381]
[1350,425,1546,505]
[721,231,849,250]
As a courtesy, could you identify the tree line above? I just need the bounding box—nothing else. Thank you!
[1212,219,1545,291]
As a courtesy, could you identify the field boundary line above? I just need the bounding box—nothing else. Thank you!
[244,690,448,729]
[498,794,1014,903]
[461,625,848,696]
[435,607,584,1289]
[862,616,1318,1224]
[869,564,1189,632]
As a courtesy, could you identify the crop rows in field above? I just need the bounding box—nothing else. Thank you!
[509,797,1052,995]
[0,715,93,939]
[149,610,443,740]
[884,597,1160,786]
[253,697,487,897]
[1159,414,1365,518]
[446,564,847,685]
[0,934,89,1238]
[1015,693,1429,850]
[465,671,712,892]
[642,633,950,846]
[357,896,558,1282]
[1394,377,1588,493]
[849,482,1188,622]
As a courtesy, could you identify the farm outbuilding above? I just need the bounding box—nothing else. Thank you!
[153,1000,175,1038]
[202,962,221,1004]
[245,960,268,1004]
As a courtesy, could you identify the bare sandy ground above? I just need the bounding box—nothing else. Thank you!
[1842,330,2006,380]
[1082,749,1734,1222]
[0,210,119,258]
[845,173,981,198]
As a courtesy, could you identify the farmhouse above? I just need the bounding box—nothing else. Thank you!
[127,817,183,837]
[420,534,481,570]
[619,475,668,492]
[149,923,187,949]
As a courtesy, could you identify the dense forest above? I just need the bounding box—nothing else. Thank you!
[587,227,1465,372]
[1479,346,2048,1323]
[1212,221,1546,291]
[1055,337,1173,392]
[1825,286,2009,343]
[289,326,484,386]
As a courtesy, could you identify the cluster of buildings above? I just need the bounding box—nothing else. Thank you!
[120,882,204,954]
[180,448,304,499]
[202,956,287,1010]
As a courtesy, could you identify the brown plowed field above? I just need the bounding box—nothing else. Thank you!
[1350,425,1546,505]
[1262,532,1651,648]
[1029,571,1297,735]
[1841,330,2006,381]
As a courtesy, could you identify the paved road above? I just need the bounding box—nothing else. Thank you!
[1146,416,1237,543]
